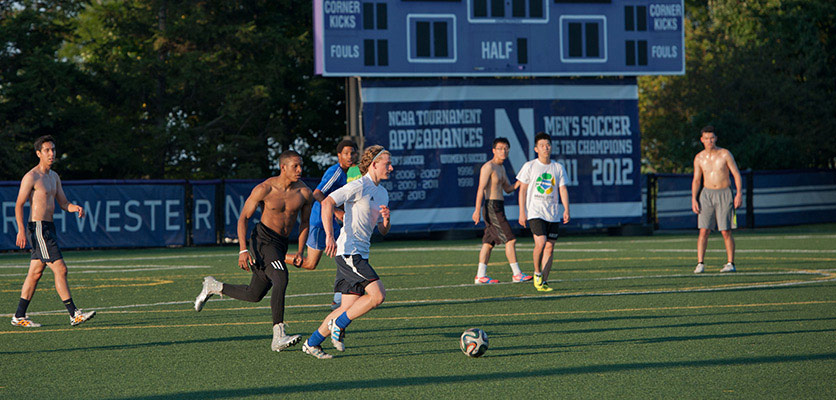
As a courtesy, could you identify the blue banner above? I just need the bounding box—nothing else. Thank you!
[192,181,219,245]
[752,170,836,227]
[1,181,185,249]
[361,78,643,232]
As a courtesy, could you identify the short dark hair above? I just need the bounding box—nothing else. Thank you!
[278,149,302,166]
[336,139,358,154]
[533,132,551,146]
[34,135,54,152]
[492,138,510,148]
[701,125,716,135]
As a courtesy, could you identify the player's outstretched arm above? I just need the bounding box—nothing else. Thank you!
[725,150,743,209]
[296,189,315,270]
[14,172,34,249]
[472,163,491,225]
[691,157,703,214]
[237,183,268,271]
[559,185,570,224]
[55,174,84,218]
[377,205,391,236]
[518,182,529,227]
[321,196,338,258]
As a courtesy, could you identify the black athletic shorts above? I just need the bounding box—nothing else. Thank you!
[249,223,289,271]
[28,221,63,263]
[482,200,515,245]
[528,218,560,240]
[334,254,380,295]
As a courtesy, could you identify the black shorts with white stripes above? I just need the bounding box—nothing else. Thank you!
[249,223,289,271]
[28,221,63,263]
[334,254,379,295]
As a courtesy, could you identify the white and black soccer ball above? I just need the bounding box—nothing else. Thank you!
[460,328,488,357]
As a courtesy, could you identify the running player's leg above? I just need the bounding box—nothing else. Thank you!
[265,262,290,325]
[19,260,46,303]
[540,240,556,282]
[221,268,271,302]
[48,259,71,301]
[532,234,547,275]
[12,260,46,325]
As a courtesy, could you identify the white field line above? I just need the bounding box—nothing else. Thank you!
[0,265,211,277]
[1,233,834,264]
[7,270,834,318]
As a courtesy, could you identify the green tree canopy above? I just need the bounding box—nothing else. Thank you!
[640,0,836,173]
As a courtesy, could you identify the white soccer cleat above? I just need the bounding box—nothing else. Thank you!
[302,342,333,359]
[195,276,223,312]
[720,263,736,273]
[271,323,302,352]
[70,310,96,326]
[11,316,41,328]
[694,263,705,274]
[328,319,345,352]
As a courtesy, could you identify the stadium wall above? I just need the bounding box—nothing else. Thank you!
[1,170,834,250]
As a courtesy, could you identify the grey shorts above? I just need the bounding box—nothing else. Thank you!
[698,188,734,231]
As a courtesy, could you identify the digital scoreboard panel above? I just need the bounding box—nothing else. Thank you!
[314,0,684,77]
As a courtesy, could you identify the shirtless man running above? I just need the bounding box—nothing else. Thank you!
[471,138,531,284]
[194,150,313,352]
[691,126,743,273]
[11,135,96,328]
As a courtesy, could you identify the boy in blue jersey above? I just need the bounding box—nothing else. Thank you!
[287,139,358,272]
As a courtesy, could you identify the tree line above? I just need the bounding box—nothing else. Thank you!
[2,0,834,181]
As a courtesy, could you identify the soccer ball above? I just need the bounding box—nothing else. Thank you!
[460,328,488,357]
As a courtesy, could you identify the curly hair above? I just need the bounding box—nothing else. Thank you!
[358,145,389,175]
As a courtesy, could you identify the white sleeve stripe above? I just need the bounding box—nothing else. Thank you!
[321,169,342,193]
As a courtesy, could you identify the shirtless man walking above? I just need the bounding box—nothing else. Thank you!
[471,138,531,284]
[194,150,313,352]
[11,135,96,327]
[691,126,743,273]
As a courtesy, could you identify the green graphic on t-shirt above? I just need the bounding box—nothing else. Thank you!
[347,166,361,182]
[535,173,555,194]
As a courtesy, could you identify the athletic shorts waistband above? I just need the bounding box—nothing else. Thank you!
[254,223,289,245]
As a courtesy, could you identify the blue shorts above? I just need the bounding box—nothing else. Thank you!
[306,224,341,251]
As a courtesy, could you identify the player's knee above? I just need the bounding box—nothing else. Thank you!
[506,239,516,247]
[371,290,385,306]
[28,270,43,281]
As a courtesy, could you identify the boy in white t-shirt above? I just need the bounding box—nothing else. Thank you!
[516,132,570,292]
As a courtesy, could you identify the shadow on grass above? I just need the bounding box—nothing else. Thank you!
[113,352,836,399]
[0,334,267,355]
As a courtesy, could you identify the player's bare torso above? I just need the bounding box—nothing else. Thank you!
[483,162,509,201]
[26,168,59,222]
[257,177,311,236]
[695,148,733,190]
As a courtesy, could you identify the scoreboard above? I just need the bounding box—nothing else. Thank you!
[314,0,685,77]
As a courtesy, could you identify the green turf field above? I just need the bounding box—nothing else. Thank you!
[1,226,835,399]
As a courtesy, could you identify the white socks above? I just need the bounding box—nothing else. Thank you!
[476,263,488,277]
[509,262,522,276]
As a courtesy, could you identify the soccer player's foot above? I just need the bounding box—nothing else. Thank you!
[302,342,333,359]
[328,319,345,352]
[720,263,736,273]
[533,274,543,288]
[271,323,301,352]
[195,276,223,312]
[70,310,96,326]
[11,316,41,328]
[694,262,705,274]
[536,282,554,292]
[474,275,499,284]
[512,273,533,283]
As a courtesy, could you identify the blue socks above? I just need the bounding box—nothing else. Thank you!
[306,312,353,347]
[335,312,352,330]
[306,330,326,347]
